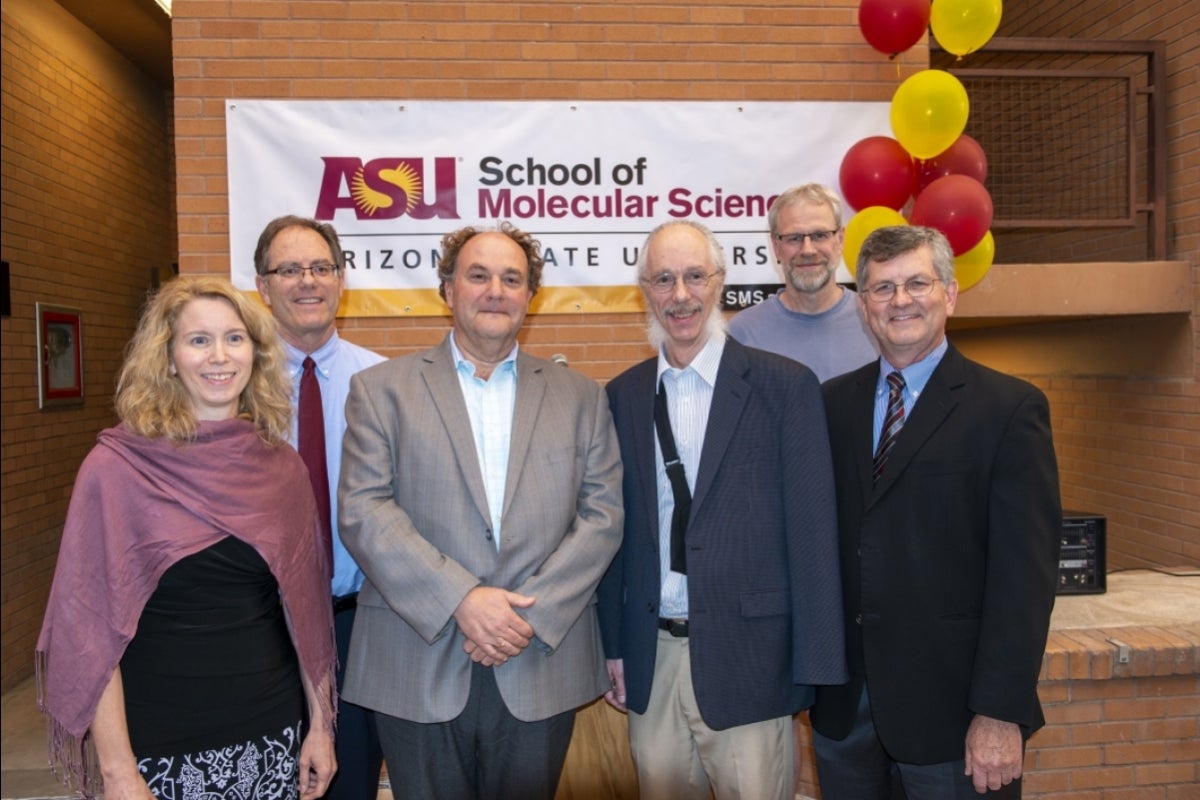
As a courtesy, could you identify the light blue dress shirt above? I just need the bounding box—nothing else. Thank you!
[654,334,726,619]
[450,332,518,551]
[283,332,385,597]
[872,338,949,452]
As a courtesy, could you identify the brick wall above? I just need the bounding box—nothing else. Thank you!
[796,623,1200,799]
[1045,376,1200,567]
[991,1,1200,568]
[170,0,917,379]
[1022,626,1199,798]
[0,0,174,691]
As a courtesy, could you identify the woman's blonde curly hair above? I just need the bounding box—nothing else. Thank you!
[115,276,292,445]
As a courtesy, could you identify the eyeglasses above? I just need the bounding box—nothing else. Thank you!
[775,229,839,247]
[862,276,942,303]
[641,269,720,294]
[262,262,341,280]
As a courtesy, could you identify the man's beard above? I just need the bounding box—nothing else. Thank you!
[786,259,835,294]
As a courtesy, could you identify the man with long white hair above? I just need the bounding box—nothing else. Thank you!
[598,219,847,799]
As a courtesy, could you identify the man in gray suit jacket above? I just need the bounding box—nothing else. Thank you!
[339,222,623,800]
[598,220,846,800]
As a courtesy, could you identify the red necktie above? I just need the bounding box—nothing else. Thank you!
[873,371,906,483]
[299,357,333,573]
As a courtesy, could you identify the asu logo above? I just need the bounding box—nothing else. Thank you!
[314,157,460,220]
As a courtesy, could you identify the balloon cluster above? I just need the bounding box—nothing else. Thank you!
[844,0,1003,291]
[858,0,1002,59]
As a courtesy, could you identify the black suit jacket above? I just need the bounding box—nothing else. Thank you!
[598,337,847,731]
[810,344,1060,764]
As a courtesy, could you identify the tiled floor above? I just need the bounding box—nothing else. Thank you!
[1,676,65,800]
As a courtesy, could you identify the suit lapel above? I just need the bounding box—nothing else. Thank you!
[628,362,662,553]
[869,346,965,504]
[691,340,750,519]
[421,337,492,527]
[504,353,545,523]
[847,362,881,507]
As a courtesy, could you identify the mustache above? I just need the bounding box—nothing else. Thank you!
[646,305,728,350]
[663,301,704,317]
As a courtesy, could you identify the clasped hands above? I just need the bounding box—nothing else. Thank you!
[454,586,536,666]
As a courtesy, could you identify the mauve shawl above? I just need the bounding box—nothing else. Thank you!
[35,418,336,798]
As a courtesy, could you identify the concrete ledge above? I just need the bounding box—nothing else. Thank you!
[951,261,1191,326]
[1041,625,1200,681]
[1040,571,1200,681]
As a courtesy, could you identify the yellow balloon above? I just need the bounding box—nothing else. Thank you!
[931,0,1003,57]
[954,230,994,290]
[890,69,970,160]
[843,206,908,281]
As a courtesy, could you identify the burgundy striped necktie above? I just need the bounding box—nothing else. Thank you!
[299,357,333,571]
[873,371,906,483]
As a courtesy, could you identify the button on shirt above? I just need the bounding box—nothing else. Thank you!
[655,334,726,619]
[282,333,385,598]
[872,338,948,452]
[451,333,518,550]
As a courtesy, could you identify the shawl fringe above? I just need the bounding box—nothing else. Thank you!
[37,651,102,800]
[283,596,340,739]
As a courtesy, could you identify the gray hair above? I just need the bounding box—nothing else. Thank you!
[636,219,727,279]
[857,226,956,287]
[767,184,844,236]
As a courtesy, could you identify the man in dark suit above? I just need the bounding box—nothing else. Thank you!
[810,225,1061,799]
[598,219,846,800]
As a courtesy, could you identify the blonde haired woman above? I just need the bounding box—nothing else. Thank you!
[38,277,336,800]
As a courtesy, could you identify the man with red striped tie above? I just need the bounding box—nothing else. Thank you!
[812,225,1061,799]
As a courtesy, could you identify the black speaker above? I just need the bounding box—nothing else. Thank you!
[1057,511,1106,594]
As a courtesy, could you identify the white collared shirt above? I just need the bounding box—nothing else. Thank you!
[654,334,726,618]
[450,332,518,550]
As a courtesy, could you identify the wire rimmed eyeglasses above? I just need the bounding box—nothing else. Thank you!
[641,270,720,294]
[774,229,839,247]
[861,276,942,302]
[262,262,341,280]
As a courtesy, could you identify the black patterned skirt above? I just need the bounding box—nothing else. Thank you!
[136,720,302,800]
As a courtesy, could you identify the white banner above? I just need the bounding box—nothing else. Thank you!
[226,101,890,316]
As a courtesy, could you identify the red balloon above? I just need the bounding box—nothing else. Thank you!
[909,174,993,255]
[917,134,988,194]
[858,0,932,56]
[840,136,918,212]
